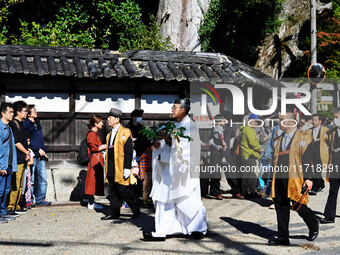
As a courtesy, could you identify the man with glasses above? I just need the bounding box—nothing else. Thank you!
[268,111,319,246]
[7,101,29,215]
[320,107,340,224]
[143,98,207,241]
[0,103,17,223]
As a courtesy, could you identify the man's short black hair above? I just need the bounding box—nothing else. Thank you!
[130,109,144,118]
[174,98,190,115]
[312,113,321,120]
[12,100,27,117]
[1,102,13,115]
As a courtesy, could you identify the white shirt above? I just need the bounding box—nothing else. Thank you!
[282,128,297,151]
[313,125,321,142]
[109,124,121,145]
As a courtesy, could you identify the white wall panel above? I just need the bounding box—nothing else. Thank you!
[6,93,69,112]
[141,94,178,113]
[76,93,135,113]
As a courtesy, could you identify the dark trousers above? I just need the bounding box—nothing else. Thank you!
[312,160,325,191]
[0,166,12,215]
[210,177,221,196]
[324,178,340,219]
[108,182,140,218]
[274,178,318,239]
[241,157,258,194]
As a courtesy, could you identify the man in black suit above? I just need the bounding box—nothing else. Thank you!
[320,108,340,224]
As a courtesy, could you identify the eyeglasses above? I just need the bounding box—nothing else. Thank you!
[171,106,183,110]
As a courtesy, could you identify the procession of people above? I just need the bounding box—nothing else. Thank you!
[1,98,339,246]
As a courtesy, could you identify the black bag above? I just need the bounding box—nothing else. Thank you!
[77,132,92,165]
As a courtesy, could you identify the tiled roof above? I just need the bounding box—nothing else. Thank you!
[0,45,280,90]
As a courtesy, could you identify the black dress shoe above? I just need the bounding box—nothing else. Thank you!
[268,237,290,246]
[320,217,335,224]
[191,231,207,240]
[101,215,119,220]
[308,219,319,241]
[132,211,140,218]
[308,190,317,195]
[142,231,166,241]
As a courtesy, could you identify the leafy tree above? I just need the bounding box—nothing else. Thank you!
[199,0,283,64]
[0,0,173,51]
[283,1,339,79]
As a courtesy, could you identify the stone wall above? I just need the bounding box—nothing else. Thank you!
[45,161,106,203]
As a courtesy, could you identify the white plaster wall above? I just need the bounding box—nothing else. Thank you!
[141,94,178,113]
[6,93,69,112]
[75,93,135,113]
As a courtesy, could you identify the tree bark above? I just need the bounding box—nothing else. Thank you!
[255,0,332,79]
[157,0,211,51]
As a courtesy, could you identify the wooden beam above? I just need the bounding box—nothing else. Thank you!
[37,112,173,120]
[135,85,141,110]
[69,83,76,148]
[334,83,340,108]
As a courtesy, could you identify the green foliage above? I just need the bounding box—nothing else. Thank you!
[118,15,173,52]
[284,1,340,79]
[139,122,193,143]
[319,104,334,121]
[198,0,222,52]
[0,0,173,51]
[199,0,283,64]
[12,20,95,47]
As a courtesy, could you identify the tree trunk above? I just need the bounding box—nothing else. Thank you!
[157,0,211,51]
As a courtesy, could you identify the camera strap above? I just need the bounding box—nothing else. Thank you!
[291,189,308,212]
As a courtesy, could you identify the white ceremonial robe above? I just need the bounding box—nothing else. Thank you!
[150,115,207,237]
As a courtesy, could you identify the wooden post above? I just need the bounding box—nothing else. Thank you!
[135,85,141,110]
[333,82,339,108]
[69,83,76,159]
[0,80,5,104]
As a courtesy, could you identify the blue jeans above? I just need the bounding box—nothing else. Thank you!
[31,157,47,204]
[0,166,12,215]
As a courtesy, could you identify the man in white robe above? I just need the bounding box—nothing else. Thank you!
[143,98,207,241]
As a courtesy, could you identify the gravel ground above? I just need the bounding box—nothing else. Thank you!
[0,184,339,255]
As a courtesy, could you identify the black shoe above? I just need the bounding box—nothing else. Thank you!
[142,231,166,241]
[320,217,335,224]
[191,231,207,240]
[308,220,319,241]
[245,192,262,198]
[132,211,140,218]
[15,208,28,214]
[308,190,317,195]
[101,215,119,220]
[7,209,20,217]
[318,186,325,192]
[268,237,290,246]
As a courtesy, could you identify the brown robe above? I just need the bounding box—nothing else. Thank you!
[104,126,133,186]
[271,130,312,205]
[326,128,338,182]
[305,125,329,166]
